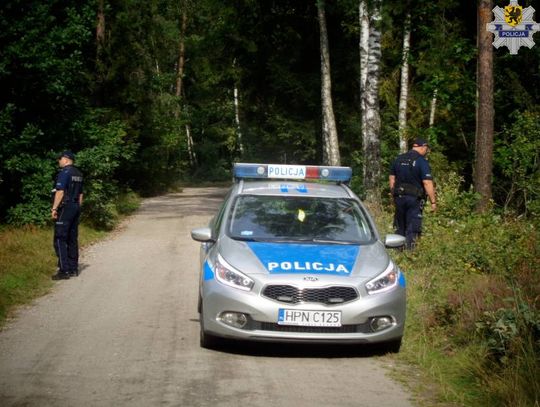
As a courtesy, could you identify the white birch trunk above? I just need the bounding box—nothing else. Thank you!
[359,0,369,97]
[429,88,438,128]
[398,12,411,153]
[362,0,383,202]
[234,85,243,156]
[186,123,196,166]
[318,1,341,166]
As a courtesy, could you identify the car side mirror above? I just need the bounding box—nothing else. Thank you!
[191,227,214,243]
[384,234,406,248]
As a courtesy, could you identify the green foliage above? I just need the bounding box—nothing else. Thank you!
[494,111,540,216]
[396,175,540,405]
[74,112,137,229]
[476,293,540,364]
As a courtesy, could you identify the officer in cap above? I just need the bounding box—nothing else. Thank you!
[51,150,84,279]
[389,138,436,249]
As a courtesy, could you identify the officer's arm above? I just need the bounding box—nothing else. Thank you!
[79,193,83,205]
[389,175,396,191]
[51,190,64,218]
[422,180,436,210]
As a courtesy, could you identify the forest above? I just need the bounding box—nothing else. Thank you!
[0,0,538,226]
[0,0,539,405]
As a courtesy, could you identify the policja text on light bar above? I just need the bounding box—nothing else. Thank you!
[233,163,352,183]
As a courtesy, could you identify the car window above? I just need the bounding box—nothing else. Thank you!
[211,189,233,237]
[227,195,374,244]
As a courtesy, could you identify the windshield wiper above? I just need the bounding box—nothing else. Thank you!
[311,238,360,245]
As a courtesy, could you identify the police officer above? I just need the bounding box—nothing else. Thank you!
[389,138,436,249]
[51,151,84,280]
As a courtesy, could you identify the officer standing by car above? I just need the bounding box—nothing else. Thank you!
[51,151,84,280]
[389,138,436,249]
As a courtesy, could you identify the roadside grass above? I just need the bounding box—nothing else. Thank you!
[380,196,540,406]
[0,225,106,324]
[0,192,141,326]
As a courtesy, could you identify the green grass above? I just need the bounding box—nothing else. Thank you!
[0,193,141,325]
[0,225,106,324]
[381,204,540,406]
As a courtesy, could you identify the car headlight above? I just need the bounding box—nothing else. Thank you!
[213,254,254,291]
[365,261,401,295]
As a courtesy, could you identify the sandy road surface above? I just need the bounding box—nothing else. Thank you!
[0,187,414,406]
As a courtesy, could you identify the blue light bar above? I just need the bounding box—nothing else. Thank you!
[233,163,352,183]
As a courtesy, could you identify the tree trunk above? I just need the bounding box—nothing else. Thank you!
[359,0,369,98]
[174,3,196,167]
[429,88,438,128]
[234,85,244,157]
[361,0,383,203]
[95,0,106,105]
[398,11,411,153]
[317,0,341,166]
[175,9,187,98]
[186,122,196,166]
[96,0,105,60]
[475,0,494,212]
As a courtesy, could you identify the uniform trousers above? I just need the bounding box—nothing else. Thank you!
[393,195,424,249]
[53,203,80,273]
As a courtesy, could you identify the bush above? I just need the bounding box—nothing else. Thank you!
[396,173,540,406]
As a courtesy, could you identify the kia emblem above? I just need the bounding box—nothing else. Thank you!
[303,276,318,281]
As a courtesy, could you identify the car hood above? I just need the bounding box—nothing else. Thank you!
[216,236,390,278]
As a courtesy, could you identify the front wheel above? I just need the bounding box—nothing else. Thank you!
[199,306,220,350]
[380,338,402,354]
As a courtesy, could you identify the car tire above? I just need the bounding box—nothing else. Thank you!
[381,338,402,354]
[199,306,219,350]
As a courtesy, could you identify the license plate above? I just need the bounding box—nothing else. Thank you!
[278,309,342,327]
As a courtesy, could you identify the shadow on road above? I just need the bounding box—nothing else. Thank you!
[207,338,396,358]
[187,316,396,358]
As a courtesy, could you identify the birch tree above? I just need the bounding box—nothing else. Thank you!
[475,0,494,212]
[317,0,341,166]
[429,88,438,128]
[398,11,411,153]
[174,3,196,166]
[359,0,383,202]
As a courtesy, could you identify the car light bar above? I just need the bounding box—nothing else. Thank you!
[233,163,352,183]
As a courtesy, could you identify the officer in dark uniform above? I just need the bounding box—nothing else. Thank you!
[389,138,436,249]
[51,151,84,280]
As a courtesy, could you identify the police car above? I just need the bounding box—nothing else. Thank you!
[191,163,406,351]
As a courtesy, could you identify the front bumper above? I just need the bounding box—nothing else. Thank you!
[200,275,406,344]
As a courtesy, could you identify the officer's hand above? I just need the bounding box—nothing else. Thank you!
[430,202,437,212]
[51,209,58,220]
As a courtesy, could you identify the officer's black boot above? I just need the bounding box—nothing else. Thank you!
[52,270,70,280]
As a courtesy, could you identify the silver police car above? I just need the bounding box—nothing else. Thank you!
[191,163,406,351]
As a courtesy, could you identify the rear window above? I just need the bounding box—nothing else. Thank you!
[227,195,374,244]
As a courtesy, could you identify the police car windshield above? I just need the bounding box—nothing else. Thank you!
[227,195,374,244]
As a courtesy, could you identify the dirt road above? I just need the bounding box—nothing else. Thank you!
[0,187,414,406]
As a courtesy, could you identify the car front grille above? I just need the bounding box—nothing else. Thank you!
[258,322,371,334]
[262,285,358,305]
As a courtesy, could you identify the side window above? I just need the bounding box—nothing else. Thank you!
[211,190,232,237]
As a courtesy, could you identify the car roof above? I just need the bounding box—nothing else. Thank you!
[237,180,354,199]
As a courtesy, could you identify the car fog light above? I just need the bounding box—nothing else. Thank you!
[219,312,248,329]
[370,316,394,332]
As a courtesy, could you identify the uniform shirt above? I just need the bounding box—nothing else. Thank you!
[390,150,433,192]
[55,165,83,203]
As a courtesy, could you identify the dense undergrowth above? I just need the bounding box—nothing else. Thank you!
[384,173,540,406]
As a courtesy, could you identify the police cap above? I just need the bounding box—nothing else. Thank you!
[58,150,75,161]
[412,138,429,147]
